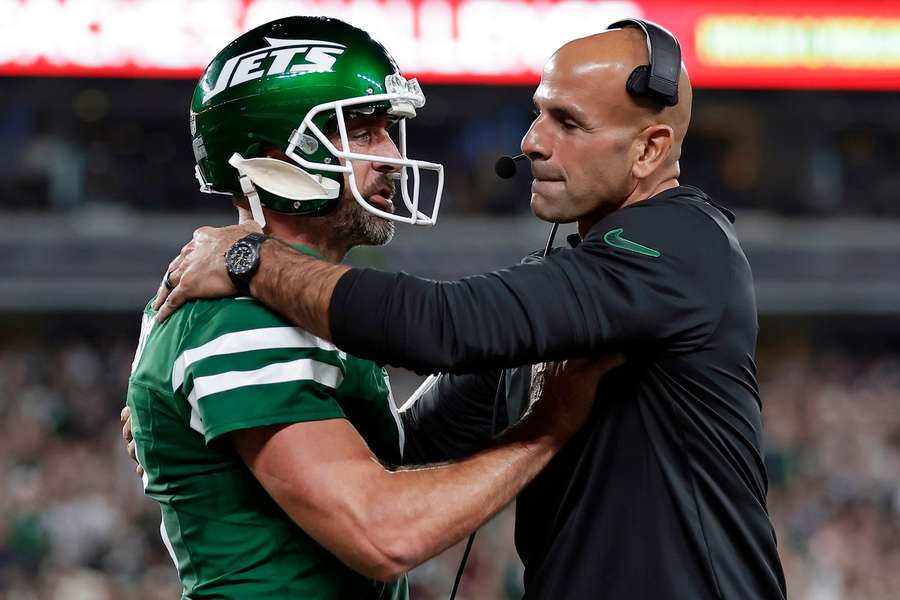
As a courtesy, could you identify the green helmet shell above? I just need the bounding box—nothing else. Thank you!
[191,17,400,216]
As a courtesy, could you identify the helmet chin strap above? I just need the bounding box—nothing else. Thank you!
[228,153,267,228]
[237,172,268,228]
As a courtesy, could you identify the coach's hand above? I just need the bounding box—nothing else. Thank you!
[527,355,623,444]
[120,405,143,477]
[152,222,262,323]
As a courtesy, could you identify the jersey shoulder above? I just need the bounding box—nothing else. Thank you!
[172,296,347,392]
[177,297,350,442]
[131,298,347,404]
[582,193,731,264]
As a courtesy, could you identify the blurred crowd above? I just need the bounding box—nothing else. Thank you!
[4,79,900,219]
[761,344,900,600]
[0,330,179,599]
[1,325,899,599]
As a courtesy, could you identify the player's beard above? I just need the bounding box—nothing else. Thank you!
[333,178,396,247]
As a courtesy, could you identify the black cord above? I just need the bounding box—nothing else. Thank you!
[449,531,477,600]
[449,385,501,600]
[449,366,504,600]
[448,223,559,600]
[543,223,559,256]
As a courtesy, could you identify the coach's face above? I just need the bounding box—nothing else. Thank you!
[521,33,649,229]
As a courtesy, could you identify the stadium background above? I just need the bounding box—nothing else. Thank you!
[2,0,900,598]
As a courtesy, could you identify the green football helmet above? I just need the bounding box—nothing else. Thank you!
[191,16,444,227]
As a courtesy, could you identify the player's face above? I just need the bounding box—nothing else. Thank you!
[521,54,637,227]
[329,112,401,246]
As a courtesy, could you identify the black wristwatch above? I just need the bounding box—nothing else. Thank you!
[225,233,269,296]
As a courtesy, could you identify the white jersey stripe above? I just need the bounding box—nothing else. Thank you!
[192,358,343,401]
[159,513,181,576]
[186,388,205,436]
[172,326,343,392]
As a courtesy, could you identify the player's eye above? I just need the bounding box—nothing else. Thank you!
[351,130,371,144]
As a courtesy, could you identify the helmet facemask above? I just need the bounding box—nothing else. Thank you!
[283,74,444,227]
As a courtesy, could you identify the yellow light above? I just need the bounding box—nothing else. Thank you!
[696,16,900,69]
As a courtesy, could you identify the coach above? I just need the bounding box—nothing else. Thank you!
[157,22,786,600]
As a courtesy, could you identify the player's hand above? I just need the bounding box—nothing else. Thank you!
[152,222,263,323]
[120,405,144,477]
[527,354,623,443]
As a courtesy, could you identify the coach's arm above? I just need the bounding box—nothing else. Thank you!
[154,199,726,375]
[232,357,613,581]
[400,371,505,464]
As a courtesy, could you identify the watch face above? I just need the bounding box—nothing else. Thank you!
[228,241,257,275]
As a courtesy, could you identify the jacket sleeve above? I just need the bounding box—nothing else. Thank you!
[400,370,507,464]
[330,201,730,374]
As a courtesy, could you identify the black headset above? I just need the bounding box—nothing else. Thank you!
[607,18,681,107]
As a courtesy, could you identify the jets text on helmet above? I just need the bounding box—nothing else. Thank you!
[206,38,347,100]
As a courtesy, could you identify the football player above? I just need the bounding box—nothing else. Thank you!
[125,17,612,599]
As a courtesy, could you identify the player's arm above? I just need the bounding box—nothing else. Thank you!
[123,370,512,473]
[232,357,614,582]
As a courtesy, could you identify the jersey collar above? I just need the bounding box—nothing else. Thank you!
[288,244,325,259]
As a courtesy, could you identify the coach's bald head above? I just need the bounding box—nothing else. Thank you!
[522,26,693,235]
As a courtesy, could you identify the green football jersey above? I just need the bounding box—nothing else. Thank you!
[127,253,407,599]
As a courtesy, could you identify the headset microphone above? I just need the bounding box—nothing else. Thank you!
[494,153,527,179]
[494,152,559,255]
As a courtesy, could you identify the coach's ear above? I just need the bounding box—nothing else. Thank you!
[631,124,674,180]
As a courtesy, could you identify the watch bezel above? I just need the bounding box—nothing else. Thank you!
[226,240,259,275]
[225,233,268,296]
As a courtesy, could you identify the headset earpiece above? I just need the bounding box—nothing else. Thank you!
[608,18,681,107]
[625,65,651,97]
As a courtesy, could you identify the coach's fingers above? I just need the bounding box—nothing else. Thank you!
[128,440,144,477]
[152,258,176,309]
[155,280,189,323]
[152,277,168,311]
[122,414,134,444]
[120,406,133,443]
[152,242,195,310]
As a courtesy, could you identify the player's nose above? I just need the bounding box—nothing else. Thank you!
[372,132,402,173]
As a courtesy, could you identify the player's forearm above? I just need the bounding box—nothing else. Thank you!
[251,239,348,340]
[360,417,564,575]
